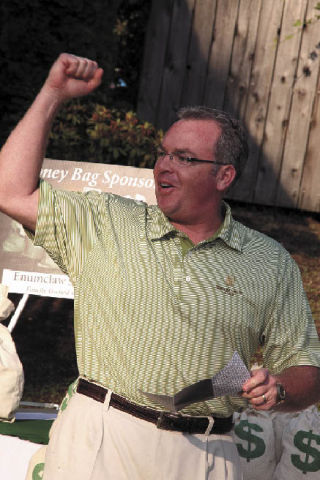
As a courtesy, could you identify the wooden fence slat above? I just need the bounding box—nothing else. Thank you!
[223,0,262,119]
[204,0,240,109]
[230,0,285,203]
[155,0,196,130]
[137,0,320,212]
[180,0,217,106]
[276,0,320,208]
[298,77,320,211]
[254,0,308,206]
[137,0,174,125]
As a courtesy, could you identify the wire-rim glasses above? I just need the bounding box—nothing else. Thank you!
[153,148,228,167]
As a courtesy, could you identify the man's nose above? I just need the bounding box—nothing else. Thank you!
[157,153,175,169]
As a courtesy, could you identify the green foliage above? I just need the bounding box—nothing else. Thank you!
[48,100,163,167]
[48,101,93,162]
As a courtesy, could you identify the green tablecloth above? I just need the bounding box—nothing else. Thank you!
[0,419,53,444]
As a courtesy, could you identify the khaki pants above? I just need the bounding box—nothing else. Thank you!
[42,391,243,480]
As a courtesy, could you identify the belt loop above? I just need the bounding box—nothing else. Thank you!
[156,411,165,429]
[204,416,214,437]
[103,388,113,413]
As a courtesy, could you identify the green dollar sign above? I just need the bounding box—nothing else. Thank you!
[234,420,266,462]
[61,380,77,412]
[291,429,320,474]
[32,462,44,479]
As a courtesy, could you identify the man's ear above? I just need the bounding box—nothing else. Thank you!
[216,165,237,192]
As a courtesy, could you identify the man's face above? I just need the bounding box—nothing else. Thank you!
[153,119,222,226]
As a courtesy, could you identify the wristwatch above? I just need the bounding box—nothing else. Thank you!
[276,383,286,404]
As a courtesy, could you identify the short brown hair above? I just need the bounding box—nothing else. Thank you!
[177,106,249,181]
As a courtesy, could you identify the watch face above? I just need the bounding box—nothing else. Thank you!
[277,383,286,401]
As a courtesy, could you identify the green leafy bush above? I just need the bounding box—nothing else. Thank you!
[48,100,163,167]
[48,101,93,163]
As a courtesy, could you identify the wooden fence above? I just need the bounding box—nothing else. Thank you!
[137,0,320,212]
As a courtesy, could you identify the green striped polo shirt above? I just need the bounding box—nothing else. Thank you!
[31,180,320,417]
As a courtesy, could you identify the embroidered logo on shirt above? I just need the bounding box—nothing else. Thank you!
[225,275,235,287]
[216,275,243,296]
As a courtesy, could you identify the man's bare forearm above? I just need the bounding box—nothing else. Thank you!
[273,366,320,412]
[0,53,103,231]
[0,89,62,230]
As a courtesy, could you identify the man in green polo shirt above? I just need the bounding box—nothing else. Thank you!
[0,53,319,480]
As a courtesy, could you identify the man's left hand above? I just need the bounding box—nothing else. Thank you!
[241,368,278,410]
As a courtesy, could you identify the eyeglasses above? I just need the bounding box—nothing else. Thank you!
[154,148,228,167]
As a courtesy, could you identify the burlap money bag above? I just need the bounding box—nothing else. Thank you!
[0,323,24,421]
[270,411,300,464]
[0,284,14,321]
[25,445,46,480]
[25,380,77,479]
[233,409,276,480]
[273,405,320,479]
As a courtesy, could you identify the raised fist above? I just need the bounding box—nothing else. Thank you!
[43,53,104,103]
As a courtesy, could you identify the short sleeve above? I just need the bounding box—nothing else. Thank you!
[27,180,107,284]
[262,249,320,373]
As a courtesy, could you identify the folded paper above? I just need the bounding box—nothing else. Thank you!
[141,351,250,412]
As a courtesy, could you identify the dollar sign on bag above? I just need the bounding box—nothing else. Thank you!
[32,462,44,479]
[291,430,320,474]
[234,420,266,462]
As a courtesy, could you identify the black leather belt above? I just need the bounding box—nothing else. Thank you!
[77,378,233,435]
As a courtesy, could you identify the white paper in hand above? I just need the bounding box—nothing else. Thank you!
[141,351,250,411]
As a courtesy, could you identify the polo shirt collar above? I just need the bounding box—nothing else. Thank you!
[218,202,244,252]
[146,202,244,252]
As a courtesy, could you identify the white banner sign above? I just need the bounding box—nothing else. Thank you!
[2,269,74,299]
